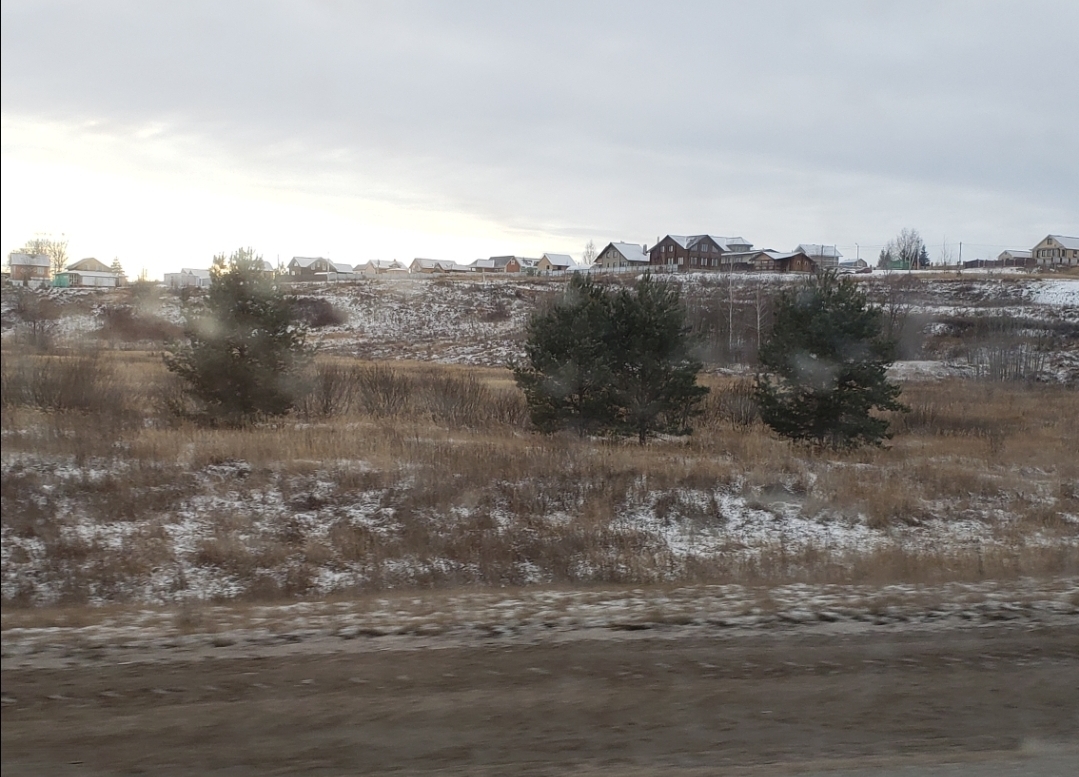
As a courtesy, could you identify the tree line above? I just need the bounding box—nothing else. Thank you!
[166,248,906,448]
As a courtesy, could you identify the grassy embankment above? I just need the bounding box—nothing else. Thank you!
[2,342,1076,609]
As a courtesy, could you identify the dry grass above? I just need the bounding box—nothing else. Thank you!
[2,343,1077,607]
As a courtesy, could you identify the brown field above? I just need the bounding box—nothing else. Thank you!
[2,340,1076,608]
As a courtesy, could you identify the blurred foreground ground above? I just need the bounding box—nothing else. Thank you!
[3,606,1077,776]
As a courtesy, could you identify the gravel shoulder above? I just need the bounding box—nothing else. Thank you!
[3,583,1078,775]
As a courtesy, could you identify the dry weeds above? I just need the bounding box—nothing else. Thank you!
[2,343,1077,607]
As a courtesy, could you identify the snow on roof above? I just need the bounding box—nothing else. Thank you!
[1047,235,1079,250]
[999,249,1032,258]
[291,256,330,268]
[541,253,576,268]
[9,253,51,267]
[58,270,119,279]
[666,235,752,251]
[483,256,521,268]
[797,244,843,258]
[413,258,467,271]
[66,257,112,272]
[706,236,751,249]
[606,242,650,263]
[331,262,353,273]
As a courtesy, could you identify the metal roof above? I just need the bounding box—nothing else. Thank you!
[541,253,576,268]
[604,242,650,263]
[796,244,843,258]
[8,252,51,267]
[1047,235,1079,250]
[663,235,752,251]
[290,256,330,268]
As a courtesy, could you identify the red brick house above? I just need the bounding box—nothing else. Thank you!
[8,253,51,286]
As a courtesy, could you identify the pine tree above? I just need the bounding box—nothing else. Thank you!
[609,276,709,444]
[165,248,310,424]
[514,275,619,436]
[754,271,906,448]
[514,274,707,442]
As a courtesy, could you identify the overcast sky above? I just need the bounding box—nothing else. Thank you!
[3,0,1076,277]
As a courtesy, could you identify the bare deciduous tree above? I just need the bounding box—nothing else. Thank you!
[19,234,70,276]
[878,228,927,271]
[582,240,597,267]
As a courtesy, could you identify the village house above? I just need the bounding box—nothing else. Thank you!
[287,256,335,280]
[1032,235,1079,268]
[997,249,1033,267]
[772,250,819,273]
[595,242,650,269]
[357,259,409,276]
[537,253,577,273]
[410,258,469,274]
[52,257,124,288]
[67,257,113,274]
[838,258,870,273]
[796,244,842,269]
[470,256,522,273]
[7,252,52,286]
[719,249,818,273]
[326,261,355,282]
[163,268,211,288]
[648,235,754,271]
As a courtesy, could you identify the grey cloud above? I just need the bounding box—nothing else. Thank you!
[3,0,1077,249]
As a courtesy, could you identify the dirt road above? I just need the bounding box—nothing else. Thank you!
[3,620,1077,776]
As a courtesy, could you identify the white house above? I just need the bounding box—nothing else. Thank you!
[1032,235,1079,268]
[164,268,211,288]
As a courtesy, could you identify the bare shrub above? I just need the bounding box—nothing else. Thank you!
[6,288,60,349]
[967,342,1048,382]
[289,297,348,328]
[355,364,412,417]
[481,298,512,322]
[300,362,357,417]
[416,371,527,428]
[97,305,181,342]
[1,349,124,415]
[418,371,487,427]
[704,377,758,428]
